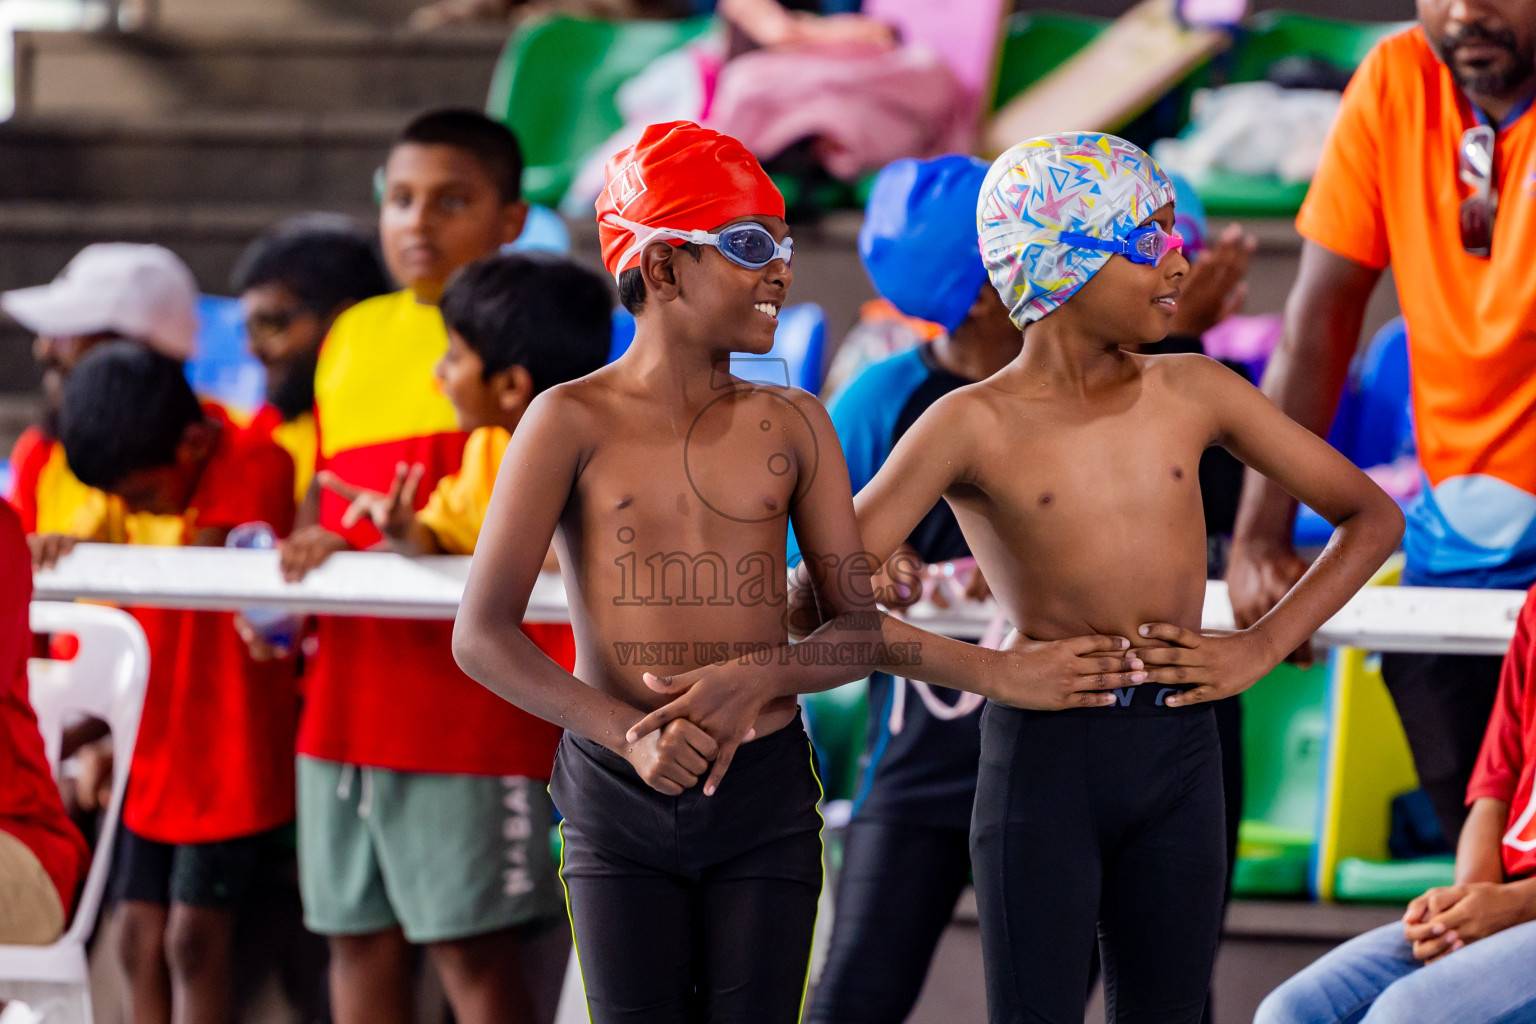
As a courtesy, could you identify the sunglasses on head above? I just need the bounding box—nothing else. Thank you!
[1056,222,1186,266]
[1459,124,1497,258]
[604,214,794,277]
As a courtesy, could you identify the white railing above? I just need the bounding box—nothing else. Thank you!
[31,543,1525,657]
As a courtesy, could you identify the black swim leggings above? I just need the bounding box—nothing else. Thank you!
[805,819,972,1024]
[551,722,825,1024]
[972,700,1227,1024]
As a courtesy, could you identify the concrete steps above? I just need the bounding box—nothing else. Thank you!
[0,14,511,394]
[150,0,428,28]
[12,23,505,117]
[0,112,398,205]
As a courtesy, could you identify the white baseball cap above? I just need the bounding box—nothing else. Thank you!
[1,243,199,360]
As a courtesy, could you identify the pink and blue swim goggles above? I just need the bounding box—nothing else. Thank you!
[1055,222,1185,266]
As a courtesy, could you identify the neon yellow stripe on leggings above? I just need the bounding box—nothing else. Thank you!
[799,729,829,1022]
[556,818,593,1024]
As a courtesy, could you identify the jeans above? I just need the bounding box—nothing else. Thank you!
[1255,919,1536,1024]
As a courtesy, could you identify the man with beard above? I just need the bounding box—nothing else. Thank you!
[2,243,199,566]
[1227,0,1536,845]
[231,218,390,504]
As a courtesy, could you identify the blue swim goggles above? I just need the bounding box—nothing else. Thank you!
[603,213,794,278]
[1056,222,1185,266]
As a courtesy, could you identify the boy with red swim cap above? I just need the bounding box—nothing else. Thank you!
[453,122,1138,1022]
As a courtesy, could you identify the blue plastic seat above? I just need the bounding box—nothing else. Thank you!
[505,204,572,255]
[610,303,827,397]
[184,294,264,415]
[729,304,827,394]
[1350,317,1413,467]
[608,307,637,363]
[1294,317,1413,546]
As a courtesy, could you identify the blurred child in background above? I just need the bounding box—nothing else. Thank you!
[799,154,1015,1024]
[320,251,611,564]
[58,343,299,1024]
[276,109,568,1024]
[2,244,199,568]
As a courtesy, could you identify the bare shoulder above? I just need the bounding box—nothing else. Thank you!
[514,375,614,457]
[777,384,835,426]
[1139,350,1250,399]
[936,375,1018,434]
[532,370,622,428]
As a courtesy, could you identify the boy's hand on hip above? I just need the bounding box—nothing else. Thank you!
[278,525,351,582]
[1131,624,1270,705]
[627,664,766,796]
[991,633,1145,711]
[623,719,719,796]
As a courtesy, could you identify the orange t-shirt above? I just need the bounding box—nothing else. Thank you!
[125,410,300,843]
[303,290,564,778]
[1298,28,1536,586]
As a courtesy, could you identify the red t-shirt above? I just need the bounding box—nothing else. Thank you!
[124,413,301,844]
[0,501,90,913]
[302,290,564,777]
[1466,585,1536,880]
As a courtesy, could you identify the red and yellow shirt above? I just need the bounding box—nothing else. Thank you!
[1299,28,1536,587]
[8,426,124,541]
[124,410,300,843]
[417,425,577,672]
[304,290,563,778]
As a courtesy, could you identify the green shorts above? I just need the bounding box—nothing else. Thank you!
[297,756,563,943]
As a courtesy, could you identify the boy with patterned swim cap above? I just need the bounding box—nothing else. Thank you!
[844,132,1400,1022]
[452,122,1148,1023]
[646,131,1404,1021]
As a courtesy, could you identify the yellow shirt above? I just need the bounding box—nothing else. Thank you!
[416,426,510,555]
[25,437,123,541]
[7,427,181,544]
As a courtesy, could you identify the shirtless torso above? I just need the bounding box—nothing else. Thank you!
[552,365,820,741]
[940,351,1209,646]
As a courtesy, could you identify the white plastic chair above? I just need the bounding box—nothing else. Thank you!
[0,603,149,1024]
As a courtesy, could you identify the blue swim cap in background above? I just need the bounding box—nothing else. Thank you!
[1165,171,1207,253]
[859,155,992,334]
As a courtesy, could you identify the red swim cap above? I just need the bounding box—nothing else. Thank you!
[596,121,785,279]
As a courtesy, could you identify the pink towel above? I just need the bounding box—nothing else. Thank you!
[705,41,966,181]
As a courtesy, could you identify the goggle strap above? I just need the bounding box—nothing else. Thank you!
[602,213,789,276]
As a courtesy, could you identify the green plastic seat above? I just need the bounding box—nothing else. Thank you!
[1230,10,1410,84]
[802,680,870,805]
[1232,660,1331,897]
[1335,854,1456,903]
[1190,10,1410,217]
[990,11,1109,112]
[485,15,716,207]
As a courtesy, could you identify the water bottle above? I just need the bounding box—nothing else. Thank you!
[226,522,300,655]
